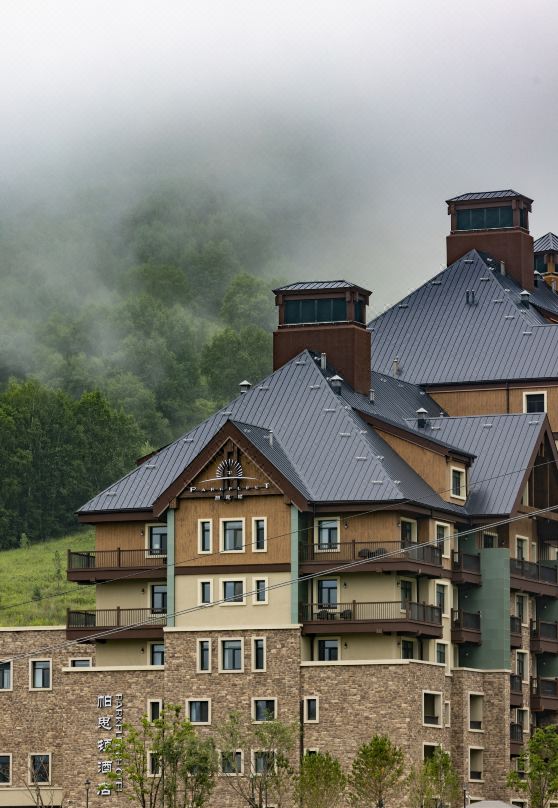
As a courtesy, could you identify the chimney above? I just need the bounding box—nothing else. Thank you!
[446,190,534,291]
[272,280,372,395]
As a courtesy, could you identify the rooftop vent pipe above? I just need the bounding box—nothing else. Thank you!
[391,357,400,377]
[519,290,531,307]
[320,352,327,371]
[416,407,428,429]
[330,374,343,394]
[500,261,506,276]
[466,290,476,305]
[369,388,375,404]
[239,380,252,394]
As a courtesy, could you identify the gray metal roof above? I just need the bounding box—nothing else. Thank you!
[370,250,558,385]
[446,189,531,203]
[534,232,558,253]
[79,350,462,516]
[418,413,546,515]
[272,280,370,293]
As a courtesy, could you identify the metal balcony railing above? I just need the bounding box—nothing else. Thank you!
[510,559,558,585]
[510,674,523,694]
[531,620,558,641]
[510,723,524,743]
[67,608,167,629]
[299,601,442,625]
[452,609,481,631]
[452,552,481,573]
[299,541,441,565]
[68,549,166,570]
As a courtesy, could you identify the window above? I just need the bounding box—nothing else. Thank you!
[30,660,51,690]
[469,748,484,781]
[316,519,339,550]
[423,744,440,760]
[252,638,266,672]
[0,755,10,785]
[517,708,528,732]
[516,594,526,624]
[0,661,12,690]
[523,391,547,414]
[197,639,211,673]
[222,579,245,604]
[456,206,513,231]
[188,699,211,724]
[29,754,50,784]
[469,694,483,731]
[253,698,277,722]
[198,520,212,554]
[150,643,165,666]
[436,522,450,557]
[148,752,160,776]
[483,533,495,549]
[253,518,267,551]
[147,524,167,556]
[317,639,339,661]
[400,518,417,546]
[304,697,319,723]
[423,692,441,726]
[451,468,466,499]
[69,658,91,668]
[221,639,243,671]
[535,254,546,273]
[401,639,414,659]
[253,751,275,775]
[253,578,268,604]
[222,519,244,552]
[317,579,338,608]
[517,651,528,682]
[221,750,243,775]
[436,643,446,666]
[435,584,447,615]
[400,580,413,609]
[284,297,347,325]
[151,585,167,614]
[148,700,162,721]
[516,538,527,562]
[444,701,451,727]
[199,580,212,605]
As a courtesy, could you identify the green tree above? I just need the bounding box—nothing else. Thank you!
[295,750,346,808]
[200,325,273,403]
[220,273,277,332]
[407,748,460,808]
[508,725,558,808]
[348,734,404,808]
[217,710,296,808]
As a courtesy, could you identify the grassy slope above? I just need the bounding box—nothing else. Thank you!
[0,530,96,626]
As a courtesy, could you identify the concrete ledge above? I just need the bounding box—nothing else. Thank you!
[62,665,164,672]
[165,624,301,633]
[0,787,64,806]
[301,658,445,668]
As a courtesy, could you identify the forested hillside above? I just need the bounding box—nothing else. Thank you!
[0,183,301,548]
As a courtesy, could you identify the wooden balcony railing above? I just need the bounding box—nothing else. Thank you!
[452,552,481,573]
[510,558,558,585]
[67,608,166,639]
[68,549,167,570]
[451,609,481,645]
[530,677,558,712]
[531,620,558,641]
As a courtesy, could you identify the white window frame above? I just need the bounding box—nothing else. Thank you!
[516,650,529,683]
[523,390,547,414]
[252,697,277,723]
[198,579,213,607]
[468,746,484,783]
[252,517,268,552]
[422,742,441,761]
[313,517,341,552]
[198,519,213,555]
[0,660,12,692]
[251,637,266,672]
[435,582,450,618]
[315,576,340,610]
[435,521,451,558]
[444,700,451,728]
[186,698,212,725]
[220,577,246,606]
[219,749,243,776]
[145,523,168,558]
[251,749,277,775]
[28,753,51,785]
[252,577,268,605]
[149,582,167,614]
[0,753,12,785]
[450,466,467,500]
[147,750,160,777]
[435,640,450,670]
[303,696,319,723]
[69,657,92,668]
[468,692,484,732]
[399,578,415,613]
[29,659,52,691]
[516,707,529,733]
[147,698,163,722]
[196,639,212,674]
[422,690,442,728]
[220,517,246,554]
[219,637,245,673]
[400,517,418,544]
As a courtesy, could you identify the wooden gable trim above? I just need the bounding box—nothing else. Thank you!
[510,418,558,516]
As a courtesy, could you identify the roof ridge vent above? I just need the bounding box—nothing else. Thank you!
[519,290,531,307]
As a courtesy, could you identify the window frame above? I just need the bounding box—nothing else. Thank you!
[436,641,449,669]
[149,583,167,615]
[468,692,484,732]
[198,519,213,555]
[252,517,267,552]
[0,753,11,786]
[149,642,165,667]
[196,639,211,674]
[400,578,414,611]
[400,517,418,546]
[401,638,415,660]
[516,650,528,683]
[468,746,484,783]
[198,579,213,607]
[303,696,319,724]
[146,523,168,558]
[422,742,442,761]
[523,390,547,414]
[220,517,246,554]
[435,582,449,618]
[450,466,467,500]
[29,659,52,691]
[147,699,163,722]
[220,749,243,776]
[314,517,340,552]
[316,577,339,609]
[251,637,266,672]
[186,698,212,725]
[147,751,160,777]
[69,657,92,668]
[435,521,451,558]
[252,577,268,605]
[220,577,246,606]
[422,690,442,728]
[219,638,244,673]
[252,697,278,723]
[516,536,529,562]
[28,753,51,785]
[0,660,12,691]
[251,749,277,776]
[316,637,340,662]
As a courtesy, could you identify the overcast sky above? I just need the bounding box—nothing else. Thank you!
[2,0,557,313]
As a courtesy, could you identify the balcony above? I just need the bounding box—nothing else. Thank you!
[510,723,524,756]
[66,607,166,641]
[452,552,481,585]
[531,620,558,654]
[510,673,524,707]
[67,549,167,583]
[531,677,558,712]
[299,601,442,637]
[510,616,522,648]
[510,559,558,597]
[299,541,443,577]
[451,610,481,645]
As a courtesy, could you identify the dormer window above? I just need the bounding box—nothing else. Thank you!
[451,468,466,500]
[523,391,546,413]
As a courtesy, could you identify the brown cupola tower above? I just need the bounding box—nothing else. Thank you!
[272,280,372,395]
[446,190,534,290]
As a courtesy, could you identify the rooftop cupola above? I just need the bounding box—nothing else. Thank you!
[534,232,558,284]
[446,189,534,291]
[272,280,372,395]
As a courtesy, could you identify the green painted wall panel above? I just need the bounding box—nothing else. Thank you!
[461,548,510,670]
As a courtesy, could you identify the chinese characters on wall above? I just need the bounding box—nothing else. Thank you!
[96,693,124,796]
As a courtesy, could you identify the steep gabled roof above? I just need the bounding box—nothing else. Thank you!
[446,189,532,203]
[369,250,558,385]
[534,232,558,253]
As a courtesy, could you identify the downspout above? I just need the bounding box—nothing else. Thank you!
[166,508,175,628]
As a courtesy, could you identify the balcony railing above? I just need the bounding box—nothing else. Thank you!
[67,608,166,639]
[530,677,558,712]
[510,673,523,694]
[299,601,442,637]
[531,620,558,641]
[299,541,442,575]
[510,558,558,589]
[451,609,481,645]
[68,549,167,570]
[452,552,480,573]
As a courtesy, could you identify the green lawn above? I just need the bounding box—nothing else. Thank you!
[0,530,96,626]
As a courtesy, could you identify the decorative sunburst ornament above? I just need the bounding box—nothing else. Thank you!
[216,459,243,479]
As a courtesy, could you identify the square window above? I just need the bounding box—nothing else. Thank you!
[254,579,267,604]
[197,640,211,673]
[222,520,244,552]
[30,754,50,784]
[223,580,244,604]
[147,525,167,556]
[317,639,338,661]
[0,755,10,785]
[150,643,165,666]
[253,751,275,775]
[221,640,243,671]
[524,392,546,414]
[252,638,266,672]
[0,662,12,689]
[304,697,319,723]
[423,744,440,760]
[253,699,276,722]
[151,585,167,614]
[70,658,91,668]
[200,581,212,605]
[30,660,51,689]
[199,520,212,554]
[221,751,242,775]
[483,533,495,549]
[316,519,338,550]
[451,468,466,499]
[188,700,210,724]
[253,518,267,551]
